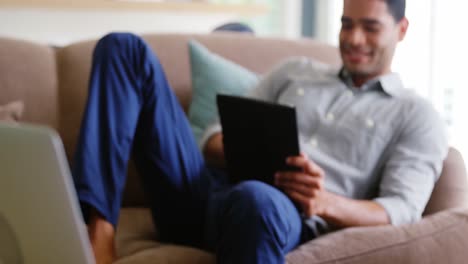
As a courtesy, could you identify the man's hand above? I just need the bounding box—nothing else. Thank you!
[203,132,225,168]
[274,152,329,218]
[275,153,391,227]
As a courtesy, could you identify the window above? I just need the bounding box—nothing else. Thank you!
[430,1,468,161]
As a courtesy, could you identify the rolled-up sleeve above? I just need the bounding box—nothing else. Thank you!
[374,100,448,225]
[199,122,222,150]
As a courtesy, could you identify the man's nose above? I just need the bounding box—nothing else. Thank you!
[347,28,366,46]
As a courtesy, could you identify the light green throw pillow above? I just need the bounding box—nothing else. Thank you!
[188,40,259,146]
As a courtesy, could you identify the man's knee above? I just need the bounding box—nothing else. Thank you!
[227,181,287,214]
[94,32,146,57]
[225,181,296,230]
[220,180,301,249]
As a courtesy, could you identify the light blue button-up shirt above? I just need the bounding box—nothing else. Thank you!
[202,57,448,226]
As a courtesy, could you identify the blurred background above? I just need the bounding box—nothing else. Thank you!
[1,0,467,167]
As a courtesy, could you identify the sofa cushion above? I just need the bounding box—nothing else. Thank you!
[114,245,215,264]
[0,101,24,122]
[188,40,258,146]
[115,208,215,263]
[286,207,468,264]
[115,208,158,259]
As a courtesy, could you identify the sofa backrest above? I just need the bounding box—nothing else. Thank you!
[0,37,59,129]
[56,33,342,163]
[54,33,342,207]
[1,33,465,215]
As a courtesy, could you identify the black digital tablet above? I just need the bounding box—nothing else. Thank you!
[216,94,300,185]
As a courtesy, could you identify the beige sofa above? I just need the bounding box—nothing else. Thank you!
[1,32,468,264]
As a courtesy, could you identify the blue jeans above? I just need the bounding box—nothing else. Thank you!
[72,32,304,264]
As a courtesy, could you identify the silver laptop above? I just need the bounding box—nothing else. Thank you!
[0,123,95,264]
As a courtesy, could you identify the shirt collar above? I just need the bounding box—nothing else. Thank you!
[338,67,405,97]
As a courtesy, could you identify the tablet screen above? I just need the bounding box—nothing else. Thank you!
[217,94,300,185]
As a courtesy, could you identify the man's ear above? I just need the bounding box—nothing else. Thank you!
[398,17,409,41]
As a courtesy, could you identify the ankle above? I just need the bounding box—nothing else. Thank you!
[87,209,116,264]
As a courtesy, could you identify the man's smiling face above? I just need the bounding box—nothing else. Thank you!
[339,0,408,84]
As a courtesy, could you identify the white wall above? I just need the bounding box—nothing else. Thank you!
[0,1,304,45]
[282,0,302,38]
[0,8,238,45]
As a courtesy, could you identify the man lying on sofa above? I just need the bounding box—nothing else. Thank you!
[72,0,448,263]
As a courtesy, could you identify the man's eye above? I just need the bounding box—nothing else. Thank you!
[364,26,379,33]
[341,23,353,30]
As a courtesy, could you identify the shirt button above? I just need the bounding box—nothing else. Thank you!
[297,88,305,96]
[309,137,318,147]
[326,113,335,121]
[366,118,375,128]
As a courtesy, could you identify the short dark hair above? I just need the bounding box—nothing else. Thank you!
[384,0,406,22]
[213,22,255,34]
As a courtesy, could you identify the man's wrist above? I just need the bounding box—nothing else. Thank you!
[316,190,335,220]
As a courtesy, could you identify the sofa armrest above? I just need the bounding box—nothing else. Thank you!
[424,147,468,215]
[286,207,468,264]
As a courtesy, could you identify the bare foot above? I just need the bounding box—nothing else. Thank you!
[87,210,116,264]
